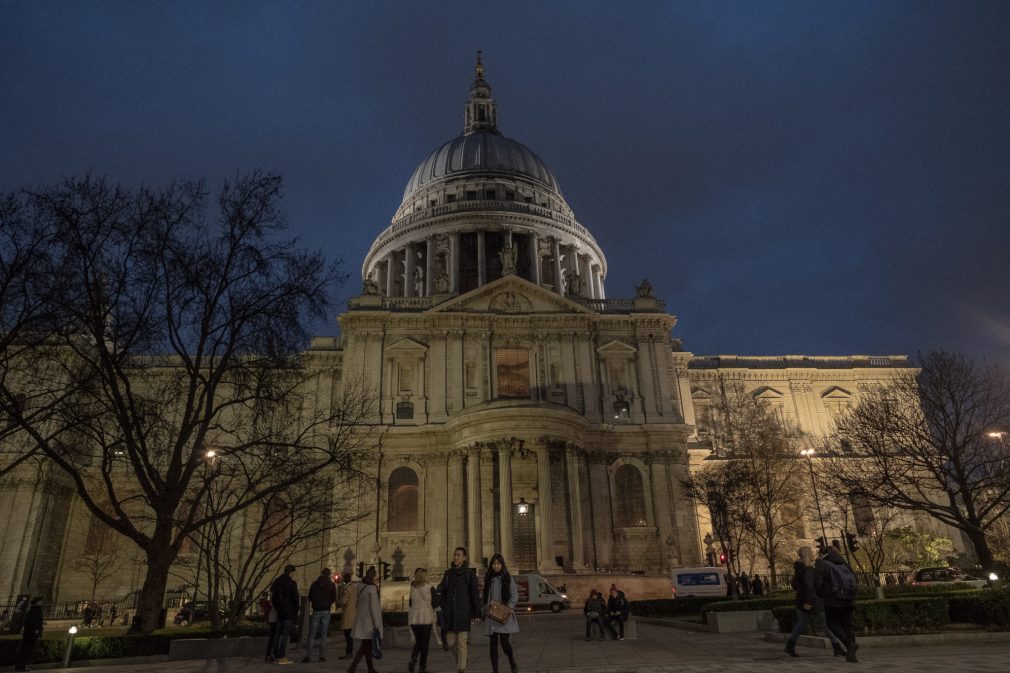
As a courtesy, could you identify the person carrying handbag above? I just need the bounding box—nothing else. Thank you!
[408,568,437,673]
[348,567,383,673]
[482,554,519,673]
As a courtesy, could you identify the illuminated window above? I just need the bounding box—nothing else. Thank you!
[613,400,630,420]
[495,347,530,399]
[614,465,647,527]
[388,467,419,531]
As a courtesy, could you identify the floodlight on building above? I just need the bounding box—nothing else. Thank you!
[516,498,529,515]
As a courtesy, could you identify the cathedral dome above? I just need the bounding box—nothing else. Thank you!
[402,131,560,203]
[362,54,606,302]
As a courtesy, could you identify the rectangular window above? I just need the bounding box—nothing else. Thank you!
[466,190,477,200]
[446,194,457,203]
[485,189,496,200]
[496,347,530,399]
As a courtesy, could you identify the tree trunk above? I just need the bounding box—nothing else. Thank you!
[129,546,175,634]
[965,527,995,571]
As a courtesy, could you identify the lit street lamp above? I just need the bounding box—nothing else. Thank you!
[800,449,829,545]
[63,625,78,668]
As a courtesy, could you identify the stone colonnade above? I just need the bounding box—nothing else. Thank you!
[374,229,605,300]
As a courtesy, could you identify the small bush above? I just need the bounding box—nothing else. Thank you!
[949,588,1010,627]
[704,597,795,613]
[628,597,725,618]
[774,597,949,635]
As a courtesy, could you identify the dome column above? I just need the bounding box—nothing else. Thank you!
[477,231,487,286]
[450,233,461,294]
[552,238,563,295]
[384,253,396,297]
[425,237,434,296]
[529,232,541,285]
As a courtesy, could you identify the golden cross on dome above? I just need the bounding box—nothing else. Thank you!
[476,50,484,78]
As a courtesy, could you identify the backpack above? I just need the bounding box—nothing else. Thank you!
[826,562,858,601]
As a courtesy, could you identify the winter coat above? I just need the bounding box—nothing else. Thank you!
[340,582,361,630]
[790,561,820,610]
[308,575,338,611]
[437,563,481,632]
[408,582,437,626]
[815,548,856,608]
[351,583,383,640]
[483,575,519,635]
[584,596,606,619]
[270,573,300,620]
[606,592,629,622]
[22,605,43,637]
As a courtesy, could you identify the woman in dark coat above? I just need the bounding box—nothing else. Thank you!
[437,546,481,673]
[482,554,519,673]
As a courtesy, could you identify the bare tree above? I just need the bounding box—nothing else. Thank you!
[822,352,1010,571]
[0,174,376,633]
[708,381,805,588]
[77,520,126,602]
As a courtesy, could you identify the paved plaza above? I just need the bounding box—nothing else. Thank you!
[40,613,1010,673]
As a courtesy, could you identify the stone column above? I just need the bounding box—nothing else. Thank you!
[552,238,563,295]
[529,233,541,285]
[466,446,483,560]
[385,252,396,297]
[498,442,514,564]
[597,269,605,299]
[536,446,553,572]
[425,237,434,296]
[477,230,486,287]
[450,232,460,294]
[448,451,466,551]
[404,243,416,297]
[564,445,585,569]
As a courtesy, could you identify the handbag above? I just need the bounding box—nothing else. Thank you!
[371,628,382,659]
[486,599,513,625]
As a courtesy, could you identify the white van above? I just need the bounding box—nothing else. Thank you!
[514,573,570,612]
[672,566,727,598]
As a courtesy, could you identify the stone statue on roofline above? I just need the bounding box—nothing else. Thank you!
[635,278,654,298]
[499,242,518,275]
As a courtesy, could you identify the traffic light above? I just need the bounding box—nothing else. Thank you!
[845,532,860,553]
[356,561,365,579]
[718,552,727,564]
[381,561,391,581]
[815,536,828,553]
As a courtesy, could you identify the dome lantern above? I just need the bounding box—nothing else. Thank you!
[464,51,499,135]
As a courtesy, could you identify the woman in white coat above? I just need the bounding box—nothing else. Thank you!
[348,567,382,673]
[482,554,519,673]
[407,567,437,673]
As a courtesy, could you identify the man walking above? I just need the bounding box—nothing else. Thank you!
[270,564,300,665]
[14,597,43,672]
[304,567,338,663]
[815,543,859,662]
[437,547,481,673]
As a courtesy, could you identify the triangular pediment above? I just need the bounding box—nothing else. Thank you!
[428,275,596,315]
[690,386,713,399]
[386,337,428,353]
[821,386,853,399]
[596,339,637,355]
[751,386,784,399]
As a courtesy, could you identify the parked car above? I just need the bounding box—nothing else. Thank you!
[910,567,989,589]
[671,566,728,597]
[174,600,224,626]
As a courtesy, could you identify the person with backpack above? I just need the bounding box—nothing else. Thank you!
[815,543,859,662]
[304,567,338,663]
[784,547,845,658]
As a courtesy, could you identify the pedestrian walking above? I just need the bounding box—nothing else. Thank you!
[13,597,43,672]
[436,546,481,673]
[269,563,300,665]
[738,572,751,597]
[584,590,611,641]
[304,567,338,663]
[606,585,629,640]
[82,603,94,628]
[482,553,519,673]
[408,567,437,673]
[109,605,118,626]
[259,592,276,663]
[784,546,845,658]
[347,566,382,673]
[815,543,859,662]
[339,573,362,660]
[751,574,765,596]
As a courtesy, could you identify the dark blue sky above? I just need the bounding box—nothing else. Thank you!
[3,1,1009,364]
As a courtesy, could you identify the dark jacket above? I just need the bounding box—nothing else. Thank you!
[815,548,856,608]
[584,595,606,618]
[308,575,338,611]
[790,561,819,610]
[606,592,629,621]
[271,573,300,619]
[22,605,43,638]
[437,563,481,632]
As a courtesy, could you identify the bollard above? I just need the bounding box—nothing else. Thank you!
[63,625,78,668]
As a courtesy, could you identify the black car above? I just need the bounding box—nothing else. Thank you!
[174,600,224,626]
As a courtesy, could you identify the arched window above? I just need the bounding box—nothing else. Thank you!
[614,464,647,527]
[388,467,419,531]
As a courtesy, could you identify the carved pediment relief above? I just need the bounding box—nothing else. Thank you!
[386,337,428,355]
[690,386,713,400]
[596,339,637,356]
[751,386,784,399]
[429,275,595,315]
[821,386,853,399]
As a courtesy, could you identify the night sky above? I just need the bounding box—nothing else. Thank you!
[3,2,1009,365]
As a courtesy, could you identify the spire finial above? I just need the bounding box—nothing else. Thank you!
[476,50,484,79]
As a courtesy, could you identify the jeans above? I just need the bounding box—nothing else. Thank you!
[825,605,856,648]
[608,616,625,638]
[307,610,331,659]
[787,607,840,646]
[410,624,432,669]
[585,616,612,639]
[272,617,293,659]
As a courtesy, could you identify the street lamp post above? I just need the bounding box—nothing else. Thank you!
[800,449,829,545]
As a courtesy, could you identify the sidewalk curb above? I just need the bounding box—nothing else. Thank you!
[764,629,1010,648]
[634,616,712,632]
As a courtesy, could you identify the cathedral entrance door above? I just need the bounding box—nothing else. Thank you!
[512,502,537,572]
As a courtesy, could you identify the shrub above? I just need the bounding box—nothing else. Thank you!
[774,597,949,635]
[628,597,725,618]
[949,589,1010,627]
[703,597,795,613]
